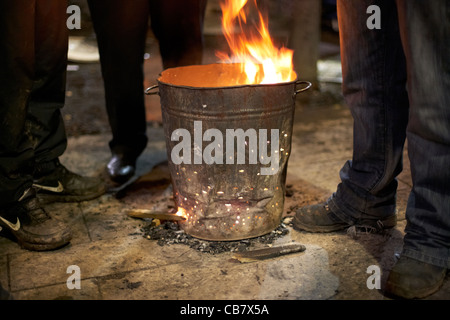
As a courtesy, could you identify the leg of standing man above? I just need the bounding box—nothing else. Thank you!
[149,0,207,69]
[294,0,408,233]
[0,0,72,251]
[292,0,450,298]
[88,0,153,184]
[27,0,106,205]
[0,0,105,251]
[88,0,207,184]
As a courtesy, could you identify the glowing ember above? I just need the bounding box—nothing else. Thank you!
[217,0,295,85]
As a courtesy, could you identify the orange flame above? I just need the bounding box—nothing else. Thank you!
[217,0,295,85]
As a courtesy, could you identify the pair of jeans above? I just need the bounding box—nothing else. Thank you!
[330,0,450,268]
[87,0,207,159]
[0,0,68,206]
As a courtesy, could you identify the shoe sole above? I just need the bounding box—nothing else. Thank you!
[293,214,349,232]
[18,237,71,251]
[0,226,72,252]
[293,214,397,233]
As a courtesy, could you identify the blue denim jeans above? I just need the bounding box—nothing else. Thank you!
[331,0,450,268]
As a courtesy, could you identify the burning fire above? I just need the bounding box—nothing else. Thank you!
[217,0,295,85]
[176,207,188,219]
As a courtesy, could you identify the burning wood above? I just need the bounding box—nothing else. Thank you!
[232,243,306,263]
[127,209,186,221]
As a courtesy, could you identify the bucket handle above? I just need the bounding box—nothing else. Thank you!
[145,85,159,95]
[294,81,312,96]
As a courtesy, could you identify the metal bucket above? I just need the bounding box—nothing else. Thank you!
[146,63,310,241]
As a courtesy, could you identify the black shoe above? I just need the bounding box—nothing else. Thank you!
[0,188,72,251]
[33,159,106,204]
[106,153,136,184]
[384,255,447,299]
[293,202,397,233]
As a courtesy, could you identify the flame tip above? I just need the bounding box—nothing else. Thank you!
[217,0,295,85]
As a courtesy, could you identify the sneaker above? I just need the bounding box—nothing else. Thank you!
[384,255,447,299]
[0,189,72,251]
[293,202,397,233]
[33,160,106,204]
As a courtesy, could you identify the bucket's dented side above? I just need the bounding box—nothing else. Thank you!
[147,64,310,241]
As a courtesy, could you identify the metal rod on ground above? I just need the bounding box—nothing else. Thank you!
[232,243,306,263]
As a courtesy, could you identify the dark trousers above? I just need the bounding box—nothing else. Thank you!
[0,0,68,206]
[333,0,450,268]
[87,0,207,159]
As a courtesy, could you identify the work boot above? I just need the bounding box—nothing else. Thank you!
[0,188,72,251]
[293,202,396,233]
[33,159,106,204]
[384,255,447,299]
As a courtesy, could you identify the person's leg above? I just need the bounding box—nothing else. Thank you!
[331,0,410,222]
[88,0,149,184]
[27,0,69,166]
[28,0,105,203]
[385,0,450,299]
[0,0,71,251]
[294,0,409,232]
[398,0,450,270]
[149,0,207,69]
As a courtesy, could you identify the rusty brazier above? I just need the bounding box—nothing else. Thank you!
[146,63,310,241]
